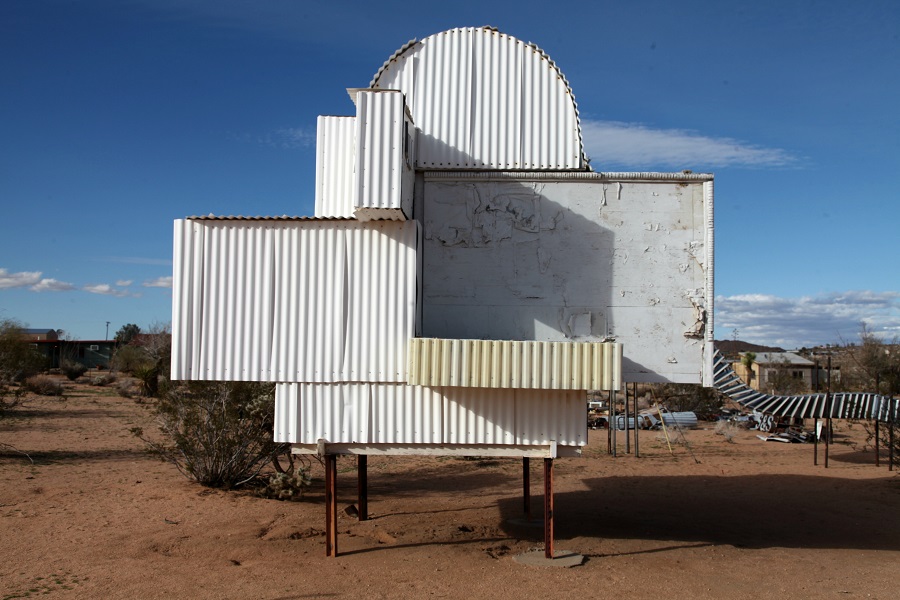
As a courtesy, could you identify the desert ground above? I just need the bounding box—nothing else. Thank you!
[2,377,899,600]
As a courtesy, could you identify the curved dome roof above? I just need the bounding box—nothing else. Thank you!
[370,27,587,171]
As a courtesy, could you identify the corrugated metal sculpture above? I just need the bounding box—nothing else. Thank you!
[170,26,718,558]
[712,350,899,421]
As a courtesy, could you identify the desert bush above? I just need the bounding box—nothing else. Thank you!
[0,319,47,383]
[714,419,739,443]
[61,361,88,381]
[0,382,25,416]
[116,380,136,398]
[24,375,64,396]
[110,345,146,374]
[258,469,312,501]
[132,380,280,489]
[91,373,117,386]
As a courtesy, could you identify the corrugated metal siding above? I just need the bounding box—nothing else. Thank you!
[371,27,584,171]
[354,91,406,217]
[315,116,356,218]
[407,338,621,390]
[274,382,587,446]
[171,219,418,383]
[712,349,900,421]
[515,389,586,446]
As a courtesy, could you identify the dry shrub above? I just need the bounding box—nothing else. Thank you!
[24,375,64,396]
[61,361,88,381]
[132,381,281,489]
[91,373,117,387]
[714,419,739,442]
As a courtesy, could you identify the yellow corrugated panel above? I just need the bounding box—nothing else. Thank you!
[408,338,621,391]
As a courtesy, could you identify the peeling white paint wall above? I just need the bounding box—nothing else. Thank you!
[421,175,710,383]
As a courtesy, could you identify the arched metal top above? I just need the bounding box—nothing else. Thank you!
[369,27,588,171]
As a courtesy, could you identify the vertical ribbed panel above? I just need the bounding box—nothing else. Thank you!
[343,221,418,382]
[276,382,587,446]
[372,27,584,170]
[408,338,621,390]
[470,28,521,169]
[443,386,516,445]
[314,116,356,218]
[197,222,276,381]
[274,383,301,443]
[515,389,586,446]
[370,384,443,444]
[171,219,418,383]
[353,90,412,220]
[298,383,370,445]
[271,224,346,382]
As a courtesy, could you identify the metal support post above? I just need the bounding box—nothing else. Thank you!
[543,457,554,559]
[611,390,617,457]
[325,454,338,556]
[624,383,630,454]
[890,403,895,472]
[633,382,639,458]
[523,457,531,520]
[875,374,880,468]
[825,354,832,469]
[357,455,368,521]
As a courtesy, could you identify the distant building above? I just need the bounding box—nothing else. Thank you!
[22,328,59,341]
[29,340,118,370]
[732,352,817,393]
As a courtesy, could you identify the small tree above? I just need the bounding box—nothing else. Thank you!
[114,323,141,345]
[132,380,281,488]
[740,352,756,387]
[0,319,46,383]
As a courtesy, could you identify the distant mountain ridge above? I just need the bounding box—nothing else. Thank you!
[714,339,785,360]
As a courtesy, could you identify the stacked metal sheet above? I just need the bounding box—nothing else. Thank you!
[712,350,898,421]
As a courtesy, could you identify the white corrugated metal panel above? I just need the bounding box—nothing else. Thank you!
[342,221,418,382]
[515,389,586,446]
[171,219,418,383]
[276,382,586,446]
[274,383,300,443]
[370,384,443,444]
[353,90,414,220]
[407,338,621,390]
[370,27,585,170]
[314,116,356,218]
[298,383,371,444]
[442,386,516,445]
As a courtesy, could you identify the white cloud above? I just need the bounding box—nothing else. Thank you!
[30,278,76,292]
[255,127,316,149]
[83,284,134,298]
[116,280,133,287]
[143,276,173,288]
[581,120,798,170]
[716,291,900,348]
[0,268,42,289]
[105,257,172,266]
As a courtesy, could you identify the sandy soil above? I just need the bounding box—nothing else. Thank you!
[2,378,899,600]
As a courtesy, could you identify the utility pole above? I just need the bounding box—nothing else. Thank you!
[105,321,111,340]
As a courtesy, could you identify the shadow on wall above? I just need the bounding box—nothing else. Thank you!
[418,168,614,345]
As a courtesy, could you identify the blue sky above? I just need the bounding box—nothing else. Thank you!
[1,0,898,348]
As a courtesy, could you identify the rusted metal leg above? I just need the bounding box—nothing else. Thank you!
[325,454,338,557]
[633,382,639,458]
[544,457,554,559]
[875,419,880,468]
[523,457,531,520]
[357,455,368,521]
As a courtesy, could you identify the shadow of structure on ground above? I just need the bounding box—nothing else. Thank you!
[498,473,900,552]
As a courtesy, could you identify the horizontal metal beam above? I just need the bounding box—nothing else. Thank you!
[291,442,578,458]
